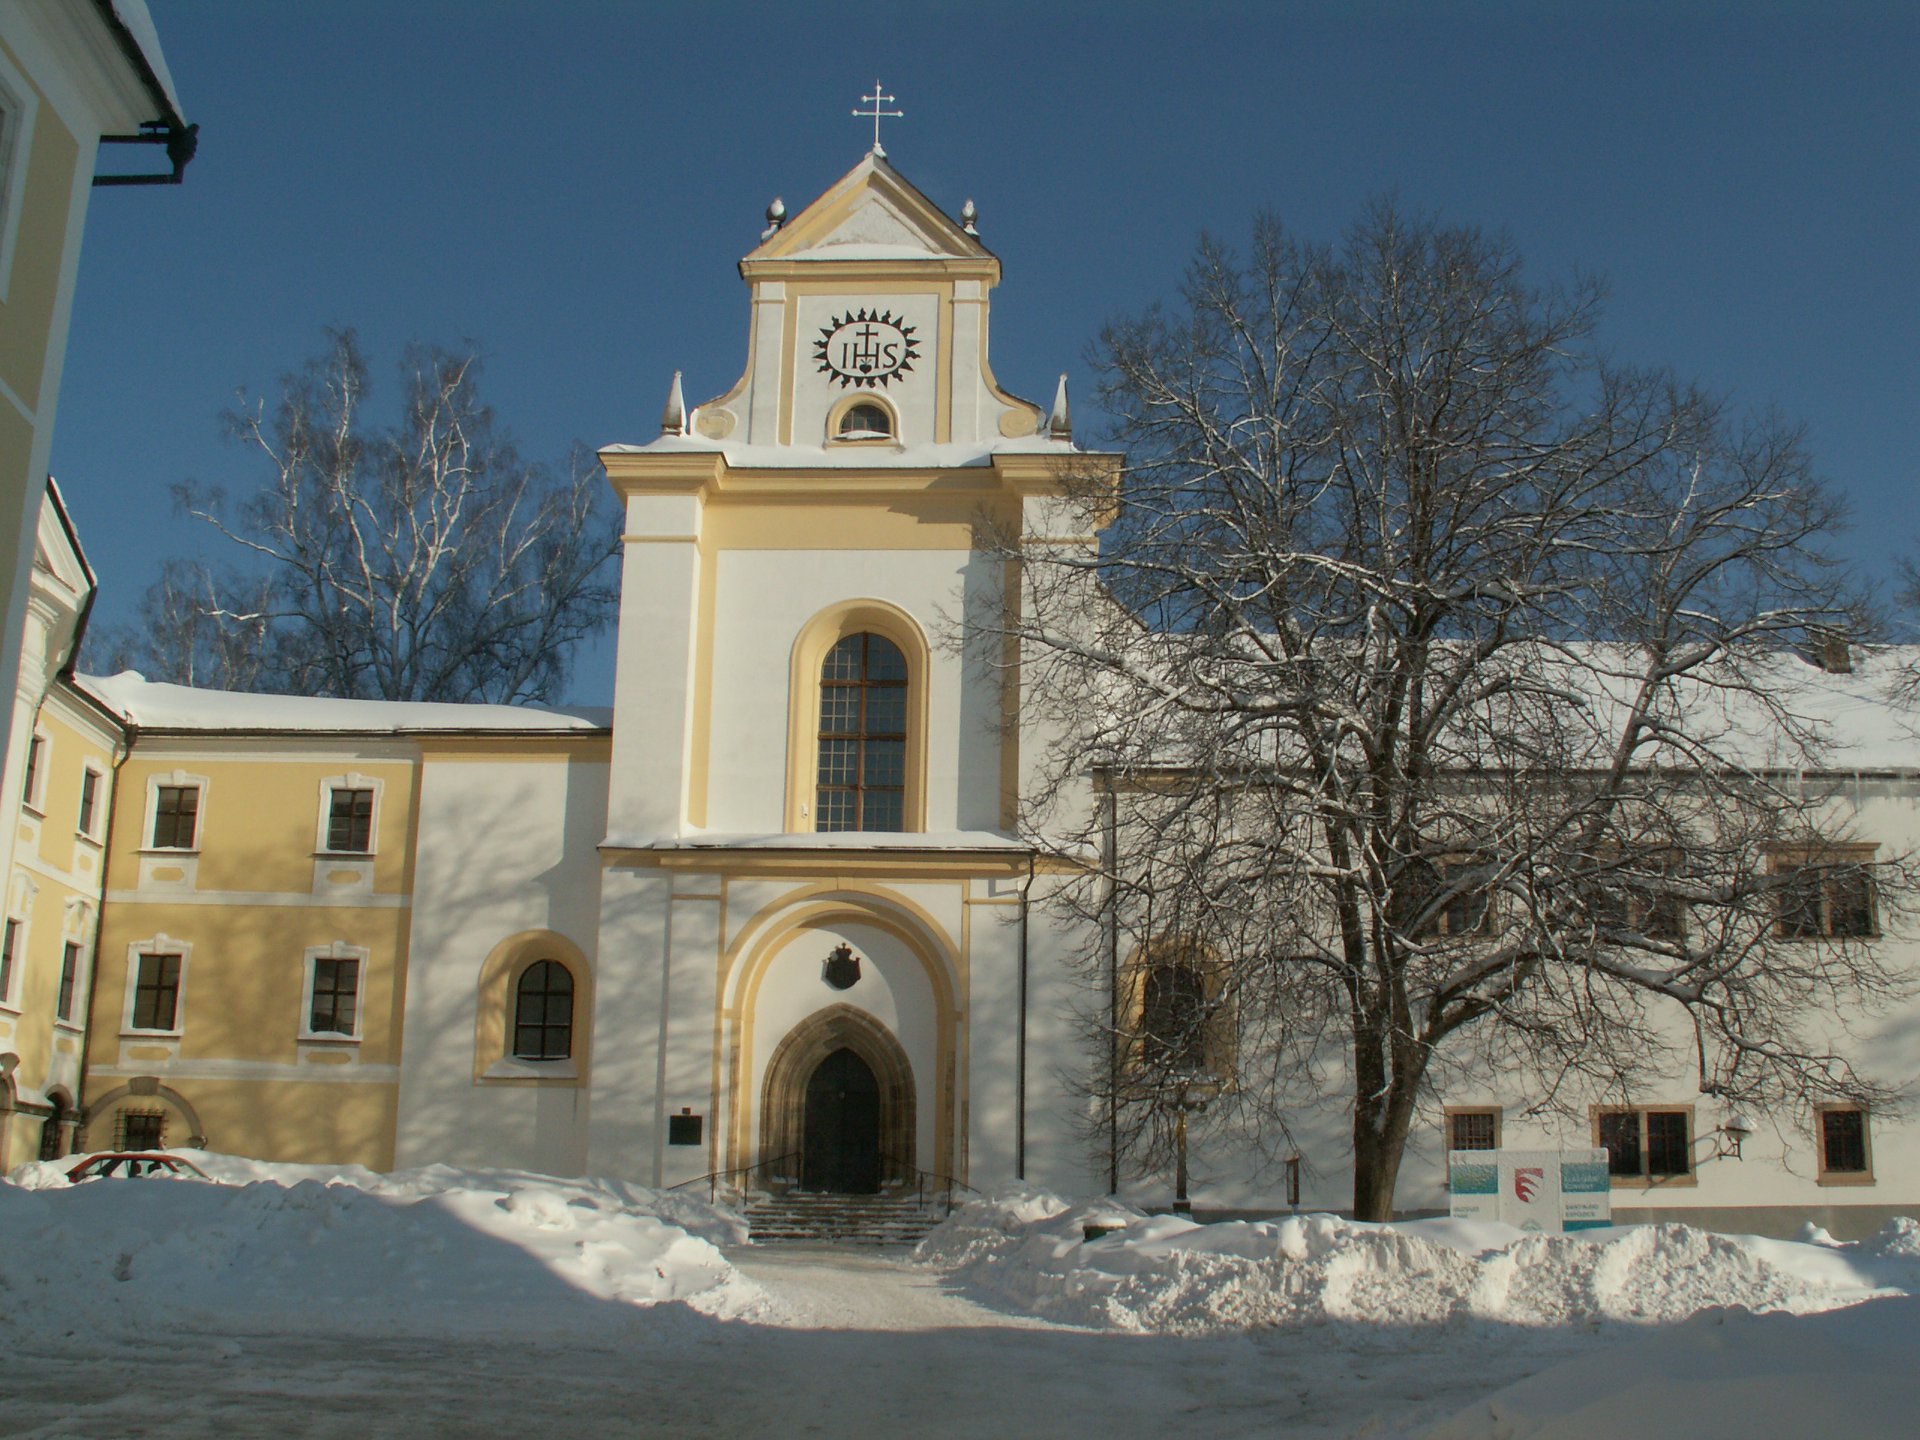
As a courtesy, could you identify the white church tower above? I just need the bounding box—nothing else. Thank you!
[586,146,1116,1196]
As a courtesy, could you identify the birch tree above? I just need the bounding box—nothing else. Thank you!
[108,330,620,704]
[1008,204,1907,1218]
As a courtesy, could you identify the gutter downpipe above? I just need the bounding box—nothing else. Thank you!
[1016,850,1034,1180]
[1101,773,1119,1196]
[73,714,133,1152]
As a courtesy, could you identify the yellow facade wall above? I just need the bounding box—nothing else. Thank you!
[0,37,81,411]
[0,689,116,1168]
[87,1077,398,1172]
[103,751,419,897]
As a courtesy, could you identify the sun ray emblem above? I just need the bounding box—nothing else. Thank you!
[814,308,920,389]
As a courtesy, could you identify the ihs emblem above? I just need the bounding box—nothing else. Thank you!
[814,308,920,389]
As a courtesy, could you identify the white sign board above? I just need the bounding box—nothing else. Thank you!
[1448,1148,1611,1232]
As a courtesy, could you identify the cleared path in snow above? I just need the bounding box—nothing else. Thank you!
[1,1244,1584,1439]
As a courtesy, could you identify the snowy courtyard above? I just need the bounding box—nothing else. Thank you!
[4,1156,1918,1438]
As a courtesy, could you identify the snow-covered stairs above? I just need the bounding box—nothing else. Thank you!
[744,1192,945,1246]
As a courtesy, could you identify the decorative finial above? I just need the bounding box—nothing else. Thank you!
[761,197,787,240]
[960,198,978,236]
[661,370,687,437]
[853,80,902,156]
[1049,373,1072,442]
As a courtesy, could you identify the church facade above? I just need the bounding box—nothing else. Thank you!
[3,152,1918,1235]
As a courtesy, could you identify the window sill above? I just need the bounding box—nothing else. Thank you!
[138,847,200,858]
[481,1056,580,1083]
[120,1028,182,1040]
[1608,1173,1699,1190]
[21,803,44,820]
[1816,1171,1876,1187]
[299,1030,362,1045]
[313,850,375,860]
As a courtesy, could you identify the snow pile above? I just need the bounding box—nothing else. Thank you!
[920,1190,1920,1335]
[2,1152,760,1348]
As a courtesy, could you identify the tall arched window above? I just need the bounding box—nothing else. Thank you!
[513,960,574,1060]
[817,632,908,831]
[1141,962,1208,1073]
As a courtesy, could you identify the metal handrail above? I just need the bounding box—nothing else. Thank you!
[877,1152,981,1215]
[667,1150,801,1206]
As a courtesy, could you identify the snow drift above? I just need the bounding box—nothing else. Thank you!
[920,1189,1920,1335]
[2,1151,760,1347]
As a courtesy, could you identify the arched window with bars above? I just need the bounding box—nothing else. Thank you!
[816,632,908,831]
[513,960,574,1060]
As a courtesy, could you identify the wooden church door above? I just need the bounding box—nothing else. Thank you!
[802,1047,881,1193]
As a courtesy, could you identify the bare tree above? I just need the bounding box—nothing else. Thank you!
[1005,203,1907,1219]
[103,330,620,704]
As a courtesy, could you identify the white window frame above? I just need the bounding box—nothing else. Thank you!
[0,911,22,1011]
[21,726,49,814]
[299,942,368,1042]
[122,935,191,1037]
[0,44,40,304]
[314,773,383,856]
[76,761,106,842]
[144,771,209,852]
[56,898,93,1028]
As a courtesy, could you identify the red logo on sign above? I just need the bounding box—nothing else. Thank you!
[1513,1167,1544,1203]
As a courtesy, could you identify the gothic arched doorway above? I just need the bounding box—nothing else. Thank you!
[761,1004,915,1193]
[803,1048,880,1193]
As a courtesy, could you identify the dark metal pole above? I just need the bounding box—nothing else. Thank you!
[1173,1108,1191,1214]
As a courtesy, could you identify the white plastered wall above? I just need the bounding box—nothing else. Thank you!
[394,752,608,1176]
[705,548,1004,835]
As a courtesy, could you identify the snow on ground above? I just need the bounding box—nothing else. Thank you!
[5,1159,1919,1438]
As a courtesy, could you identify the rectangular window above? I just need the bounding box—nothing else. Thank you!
[131,952,182,1031]
[57,941,80,1021]
[308,955,360,1036]
[1818,1107,1872,1180]
[326,787,374,853]
[0,918,15,1002]
[78,768,100,836]
[151,785,199,849]
[1447,1109,1500,1151]
[21,733,41,808]
[1596,1107,1692,1181]
[1776,860,1877,939]
[117,1110,165,1151]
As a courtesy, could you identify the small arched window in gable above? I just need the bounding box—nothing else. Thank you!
[817,632,908,832]
[837,401,893,441]
[1141,961,1209,1073]
[513,960,574,1060]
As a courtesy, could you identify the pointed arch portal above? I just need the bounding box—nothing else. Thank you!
[761,1005,915,1193]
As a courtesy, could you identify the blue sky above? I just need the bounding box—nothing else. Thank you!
[50,1,1919,704]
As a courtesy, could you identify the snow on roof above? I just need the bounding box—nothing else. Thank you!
[107,1,184,117]
[78,671,611,736]
[600,432,1084,467]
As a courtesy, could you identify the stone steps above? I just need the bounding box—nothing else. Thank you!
[745,1191,947,1246]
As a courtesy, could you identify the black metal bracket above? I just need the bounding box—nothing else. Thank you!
[94,120,199,187]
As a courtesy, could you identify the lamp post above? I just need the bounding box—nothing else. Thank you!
[1167,1072,1218,1215]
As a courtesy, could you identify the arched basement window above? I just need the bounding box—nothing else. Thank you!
[817,632,908,831]
[1141,962,1208,1073]
[837,401,893,440]
[513,960,574,1060]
